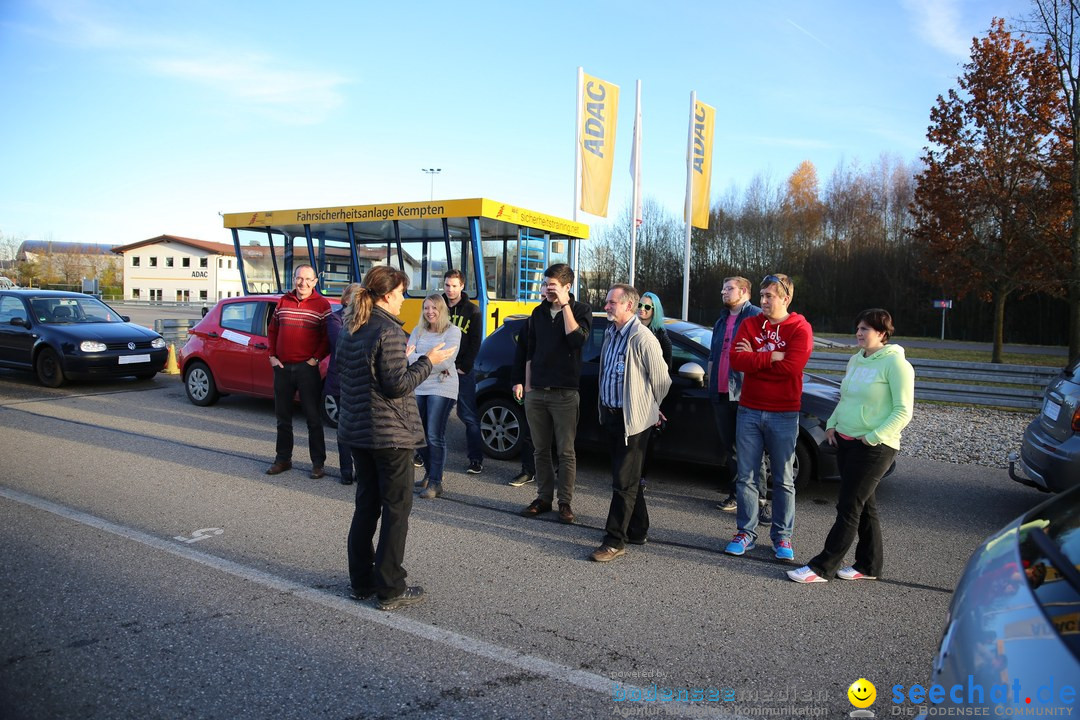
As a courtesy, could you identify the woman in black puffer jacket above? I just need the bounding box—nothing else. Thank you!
[338,266,456,611]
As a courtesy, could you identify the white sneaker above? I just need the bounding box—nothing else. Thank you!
[786,566,827,584]
[837,566,876,580]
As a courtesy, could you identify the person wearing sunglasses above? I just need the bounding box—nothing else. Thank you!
[725,273,813,562]
[636,292,672,369]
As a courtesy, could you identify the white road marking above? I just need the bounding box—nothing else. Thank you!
[0,485,738,719]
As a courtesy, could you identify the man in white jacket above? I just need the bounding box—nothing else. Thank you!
[590,284,672,562]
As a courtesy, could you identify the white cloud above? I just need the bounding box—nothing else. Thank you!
[902,0,972,57]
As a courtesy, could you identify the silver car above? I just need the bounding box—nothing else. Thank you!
[1010,359,1080,492]
[913,485,1080,717]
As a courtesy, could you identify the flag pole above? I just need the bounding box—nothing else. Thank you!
[682,91,695,321]
[629,79,641,288]
[572,66,583,296]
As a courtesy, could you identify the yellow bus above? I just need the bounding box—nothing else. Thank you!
[221,198,589,335]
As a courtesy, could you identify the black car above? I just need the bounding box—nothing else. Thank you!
[474,314,841,488]
[0,290,168,387]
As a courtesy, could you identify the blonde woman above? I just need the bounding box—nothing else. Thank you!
[408,294,462,499]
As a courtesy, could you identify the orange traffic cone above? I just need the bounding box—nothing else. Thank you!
[164,343,181,375]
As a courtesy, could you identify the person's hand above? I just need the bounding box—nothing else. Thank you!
[734,338,752,353]
[659,410,667,422]
[770,351,786,362]
[306,357,319,366]
[512,383,524,403]
[825,428,837,447]
[458,369,465,375]
[406,344,416,356]
[269,356,283,368]
[553,284,571,308]
[426,343,456,365]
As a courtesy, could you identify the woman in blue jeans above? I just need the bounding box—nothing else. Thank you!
[408,294,462,499]
[786,308,914,583]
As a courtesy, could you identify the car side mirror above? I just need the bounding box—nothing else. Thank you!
[120,315,130,322]
[10,317,27,327]
[677,361,705,387]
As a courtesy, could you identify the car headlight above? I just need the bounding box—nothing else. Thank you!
[80,340,107,352]
[151,338,166,349]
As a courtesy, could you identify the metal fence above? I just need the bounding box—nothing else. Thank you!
[806,352,1061,410]
[153,318,199,348]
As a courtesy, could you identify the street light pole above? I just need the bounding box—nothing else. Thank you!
[421,168,441,201]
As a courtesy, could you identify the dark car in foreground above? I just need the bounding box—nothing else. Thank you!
[1010,359,1080,493]
[0,289,168,387]
[474,315,842,488]
[179,295,333,418]
[912,485,1079,718]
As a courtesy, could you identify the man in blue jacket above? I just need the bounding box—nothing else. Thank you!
[709,276,766,517]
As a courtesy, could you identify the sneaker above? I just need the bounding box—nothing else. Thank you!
[419,483,443,499]
[413,452,424,468]
[786,566,827,584]
[717,494,737,512]
[589,545,626,562]
[508,472,534,487]
[724,532,755,556]
[774,539,795,561]
[414,475,430,491]
[467,460,483,474]
[758,501,772,525]
[376,586,425,611]
[837,566,877,581]
[558,503,576,524]
[520,499,553,517]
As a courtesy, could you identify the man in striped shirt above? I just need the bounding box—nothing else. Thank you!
[589,284,671,563]
[266,265,332,478]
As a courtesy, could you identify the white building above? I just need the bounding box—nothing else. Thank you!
[112,235,246,303]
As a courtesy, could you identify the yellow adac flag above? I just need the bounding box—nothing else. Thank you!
[690,100,715,229]
[580,73,619,217]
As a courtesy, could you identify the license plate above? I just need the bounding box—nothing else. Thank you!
[1043,398,1062,422]
[119,354,151,365]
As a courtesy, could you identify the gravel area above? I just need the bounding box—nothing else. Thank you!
[900,404,1037,468]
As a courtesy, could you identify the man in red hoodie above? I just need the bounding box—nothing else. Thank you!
[266,264,331,478]
[724,273,812,561]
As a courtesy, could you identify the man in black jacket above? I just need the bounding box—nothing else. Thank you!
[443,270,485,474]
[520,263,591,524]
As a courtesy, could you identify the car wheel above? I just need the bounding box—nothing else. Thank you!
[322,393,339,428]
[184,361,219,406]
[35,347,65,388]
[479,397,524,460]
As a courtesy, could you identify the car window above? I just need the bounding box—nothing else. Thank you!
[1018,488,1080,656]
[220,302,259,334]
[29,297,122,324]
[583,317,607,363]
[0,295,25,324]
[1067,357,1080,384]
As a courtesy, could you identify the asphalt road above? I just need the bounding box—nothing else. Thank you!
[0,370,1051,719]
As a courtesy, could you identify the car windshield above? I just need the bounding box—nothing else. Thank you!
[29,297,124,324]
[1018,488,1080,656]
[675,324,712,348]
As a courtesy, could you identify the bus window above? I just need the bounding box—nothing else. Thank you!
[236,228,285,295]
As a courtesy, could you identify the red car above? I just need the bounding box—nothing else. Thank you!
[179,295,334,414]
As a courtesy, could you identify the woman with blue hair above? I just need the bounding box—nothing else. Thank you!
[637,291,672,490]
[637,291,672,370]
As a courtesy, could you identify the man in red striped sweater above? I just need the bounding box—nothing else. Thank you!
[266,265,332,478]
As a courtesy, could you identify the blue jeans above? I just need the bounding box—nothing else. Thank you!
[456,371,484,463]
[735,407,798,544]
[417,394,456,483]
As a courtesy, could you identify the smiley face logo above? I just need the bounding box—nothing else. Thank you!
[848,678,876,708]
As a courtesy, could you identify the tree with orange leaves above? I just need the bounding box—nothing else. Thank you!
[911,18,1070,362]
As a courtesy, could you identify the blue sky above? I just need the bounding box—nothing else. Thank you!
[0,0,1031,248]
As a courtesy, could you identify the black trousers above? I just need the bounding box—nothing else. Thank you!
[347,447,414,598]
[272,362,326,466]
[808,437,897,578]
[601,408,651,549]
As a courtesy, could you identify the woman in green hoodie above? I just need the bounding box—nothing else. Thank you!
[786,308,914,584]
